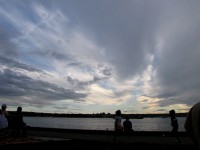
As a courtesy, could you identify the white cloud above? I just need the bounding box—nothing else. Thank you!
[1,1,200,113]
[85,84,132,105]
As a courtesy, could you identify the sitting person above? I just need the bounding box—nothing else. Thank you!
[113,110,123,141]
[123,116,133,133]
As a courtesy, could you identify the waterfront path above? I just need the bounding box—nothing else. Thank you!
[0,127,195,150]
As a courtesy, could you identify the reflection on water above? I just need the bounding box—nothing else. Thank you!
[24,117,186,131]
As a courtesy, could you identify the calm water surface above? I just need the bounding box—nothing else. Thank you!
[24,117,186,131]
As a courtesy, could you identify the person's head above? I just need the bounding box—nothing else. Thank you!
[125,115,130,120]
[169,109,175,117]
[116,110,121,116]
[17,106,22,113]
[1,104,7,110]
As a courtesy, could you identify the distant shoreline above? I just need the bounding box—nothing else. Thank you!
[8,111,188,118]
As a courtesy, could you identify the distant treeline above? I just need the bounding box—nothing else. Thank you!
[8,111,188,118]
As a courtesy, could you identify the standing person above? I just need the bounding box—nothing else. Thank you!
[0,109,8,131]
[123,115,133,133]
[114,110,123,132]
[13,106,27,137]
[169,109,181,143]
[184,102,200,150]
[1,104,10,134]
[113,110,123,141]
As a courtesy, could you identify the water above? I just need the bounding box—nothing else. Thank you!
[24,117,186,131]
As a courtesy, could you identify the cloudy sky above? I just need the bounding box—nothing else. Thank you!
[0,0,200,114]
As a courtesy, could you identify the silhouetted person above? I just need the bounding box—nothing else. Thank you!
[12,106,27,137]
[169,109,181,143]
[185,102,200,150]
[123,115,133,133]
[114,110,123,132]
[113,110,123,141]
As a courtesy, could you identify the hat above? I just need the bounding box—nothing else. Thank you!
[1,104,7,108]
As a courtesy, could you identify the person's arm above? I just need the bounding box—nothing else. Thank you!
[3,111,9,118]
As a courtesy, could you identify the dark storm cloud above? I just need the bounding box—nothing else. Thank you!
[52,0,162,80]
[67,76,92,89]
[155,97,200,108]
[51,0,200,108]
[0,69,86,102]
[53,0,200,108]
[0,56,87,107]
[0,55,44,73]
[150,2,200,107]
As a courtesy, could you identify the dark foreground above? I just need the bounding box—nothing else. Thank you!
[0,127,195,150]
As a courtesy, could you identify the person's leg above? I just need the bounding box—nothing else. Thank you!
[22,126,27,137]
[173,129,181,143]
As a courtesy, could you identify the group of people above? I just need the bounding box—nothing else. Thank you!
[114,110,133,133]
[114,108,186,137]
[114,102,200,150]
[0,104,27,137]
[1,102,200,149]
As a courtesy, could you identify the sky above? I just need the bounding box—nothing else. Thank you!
[0,0,200,114]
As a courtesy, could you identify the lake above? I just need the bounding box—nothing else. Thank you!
[24,117,187,131]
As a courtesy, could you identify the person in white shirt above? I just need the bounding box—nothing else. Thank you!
[0,109,8,129]
[1,104,9,118]
[114,110,123,131]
